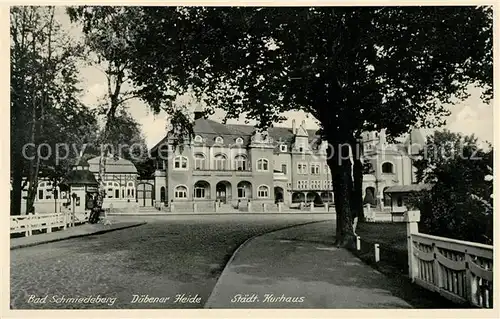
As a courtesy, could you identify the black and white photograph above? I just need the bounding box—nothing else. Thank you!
[4,2,496,316]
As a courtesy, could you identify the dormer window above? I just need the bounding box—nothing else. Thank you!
[194,135,203,143]
[235,137,243,144]
[215,136,224,144]
[280,144,287,152]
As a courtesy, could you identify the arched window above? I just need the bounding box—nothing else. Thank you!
[214,154,227,170]
[234,155,247,171]
[174,156,188,170]
[382,162,394,174]
[106,182,120,199]
[257,185,269,198]
[194,153,206,170]
[256,158,269,171]
[235,137,243,144]
[215,136,224,144]
[174,185,188,199]
[160,186,166,202]
[127,181,135,198]
[194,135,203,143]
[194,181,210,199]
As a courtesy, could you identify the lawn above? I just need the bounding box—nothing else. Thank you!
[356,222,408,253]
[354,222,409,276]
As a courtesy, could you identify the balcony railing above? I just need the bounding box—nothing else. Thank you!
[192,168,253,177]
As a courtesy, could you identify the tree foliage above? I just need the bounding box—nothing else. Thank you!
[10,6,98,214]
[68,6,493,245]
[411,130,493,244]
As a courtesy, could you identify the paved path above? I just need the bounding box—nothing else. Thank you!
[10,214,330,309]
[11,221,146,250]
[205,221,450,309]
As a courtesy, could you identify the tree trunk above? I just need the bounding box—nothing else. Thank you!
[352,157,365,223]
[328,143,355,248]
[11,159,23,215]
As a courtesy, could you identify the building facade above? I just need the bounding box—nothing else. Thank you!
[17,156,140,215]
[150,111,426,210]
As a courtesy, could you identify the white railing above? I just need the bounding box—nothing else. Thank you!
[10,211,87,236]
[405,211,493,308]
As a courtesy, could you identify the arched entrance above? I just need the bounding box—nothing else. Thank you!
[216,181,231,203]
[292,192,305,203]
[160,186,166,202]
[137,182,154,207]
[320,191,333,203]
[274,186,284,203]
[306,192,316,203]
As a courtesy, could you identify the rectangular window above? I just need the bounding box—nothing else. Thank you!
[280,144,287,152]
[115,189,120,198]
[281,164,287,174]
[297,163,307,174]
[38,190,43,200]
[297,180,309,189]
[54,190,58,200]
[310,163,320,175]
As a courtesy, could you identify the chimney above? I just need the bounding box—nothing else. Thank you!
[292,119,296,134]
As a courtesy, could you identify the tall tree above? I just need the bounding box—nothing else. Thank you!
[10,6,97,214]
[67,6,191,211]
[124,6,492,246]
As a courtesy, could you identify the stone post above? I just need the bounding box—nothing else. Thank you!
[325,203,329,212]
[248,201,252,213]
[214,200,219,213]
[193,202,197,213]
[262,203,267,213]
[374,243,380,263]
[404,210,421,282]
[278,202,282,213]
[170,200,175,213]
[310,202,314,212]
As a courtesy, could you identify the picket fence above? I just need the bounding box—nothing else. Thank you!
[10,212,87,236]
[405,211,493,308]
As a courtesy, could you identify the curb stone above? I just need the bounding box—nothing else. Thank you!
[10,222,147,250]
[203,219,333,308]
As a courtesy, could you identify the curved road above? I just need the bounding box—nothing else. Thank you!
[10,214,331,309]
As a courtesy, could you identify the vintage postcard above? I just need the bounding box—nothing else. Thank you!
[3,2,497,318]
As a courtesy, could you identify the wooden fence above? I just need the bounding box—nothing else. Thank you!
[405,211,493,308]
[10,212,87,236]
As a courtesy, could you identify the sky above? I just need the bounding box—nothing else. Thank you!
[61,9,494,149]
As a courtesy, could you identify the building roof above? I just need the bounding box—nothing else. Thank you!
[151,118,321,151]
[384,184,432,194]
[63,169,99,186]
[87,156,138,174]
